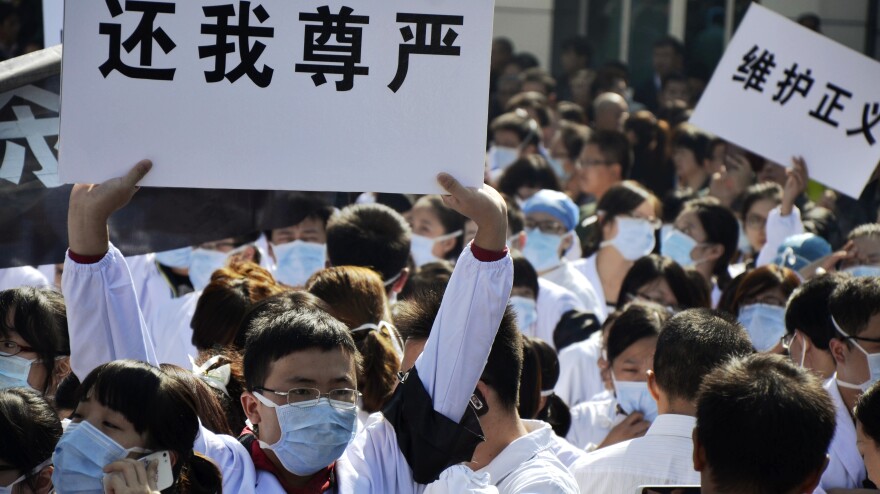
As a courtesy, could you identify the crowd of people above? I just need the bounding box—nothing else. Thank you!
[3,24,880,494]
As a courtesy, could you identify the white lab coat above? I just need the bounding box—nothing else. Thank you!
[521,419,588,468]
[566,392,622,451]
[818,376,866,491]
[62,245,257,494]
[541,261,605,323]
[146,290,200,369]
[336,247,513,493]
[530,278,584,348]
[755,205,804,268]
[555,331,606,407]
[0,265,49,290]
[571,254,611,322]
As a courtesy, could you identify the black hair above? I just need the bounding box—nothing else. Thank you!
[586,129,633,178]
[512,254,540,298]
[671,123,712,165]
[0,388,61,491]
[519,68,557,97]
[740,182,782,220]
[730,265,800,315]
[375,193,414,216]
[606,301,668,364]
[506,91,553,129]
[512,52,540,71]
[505,194,525,236]
[243,306,359,391]
[682,197,740,289]
[784,273,846,351]
[561,36,593,62]
[266,194,335,243]
[54,372,81,415]
[160,363,234,436]
[696,354,835,494]
[77,360,223,494]
[855,380,880,445]
[396,290,523,410]
[653,35,684,56]
[829,275,880,340]
[556,102,587,125]
[0,287,70,394]
[491,110,541,148]
[617,254,710,311]
[234,290,330,349]
[398,261,453,301]
[554,120,591,159]
[327,203,412,282]
[519,337,571,436]
[654,309,754,401]
[493,37,514,57]
[498,155,562,198]
[585,181,654,256]
[802,206,844,250]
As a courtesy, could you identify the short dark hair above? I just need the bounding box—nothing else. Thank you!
[506,92,552,128]
[741,182,782,219]
[682,197,740,288]
[585,181,655,255]
[243,305,358,391]
[586,129,633,177]
[398,261,454,301]
[506,195,525,236]
[491,110,541,148]
[731,265,800,314]
[556,102,587,125]
[696,354,835,494]
[519,336,571,437]
[327,203,412,282]
[554,121,591,159]
[617,254,711,311]
[561,36,593,64]
[785,273,846,351]
[0,388,61,490]
[234,290,330,349]
[0,287,70,393]
[654,309,754,401]
[493,37,514,57]
[396,290,523,410]
[519,68,557,96]
[606,301,668,364]
[855,381,880,444]
[654,35,684,56]
[498,155,562,198]
[671,123,712,165]
[829,275,880,339]
[512,254,540,298]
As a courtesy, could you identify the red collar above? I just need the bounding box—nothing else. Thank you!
[242,427,334,494]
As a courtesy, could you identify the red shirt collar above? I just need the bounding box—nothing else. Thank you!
[242,427,334,494]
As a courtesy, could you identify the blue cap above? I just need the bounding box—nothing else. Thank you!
[773,233,832,272]
[522,190,579,232]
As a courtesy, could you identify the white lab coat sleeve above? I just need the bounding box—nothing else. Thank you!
[193,424,257,494]
[414,245,513,422]
[423,465,498,494]
[756,205,803,267]
[62,243,159,380]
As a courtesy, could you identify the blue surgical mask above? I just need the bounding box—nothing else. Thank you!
[522,228,565,272]
[0,354,36,390]
[843,265,880,278]
[737,304,786,352]
[487,145,519,172]
[188,248,229,291]
[509,296,538,331]
[601,217,657,261]
[52,421,150,493]
[254,393,358,476]
[612,374,658,422]
[272,241,326,287]
[154,246,193,269]
[410,231,462,269]
[546,156,569,181]
[661,228,700,267]
[737,219,752,254]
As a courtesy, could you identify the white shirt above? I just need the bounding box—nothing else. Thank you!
[571,254,611,322]
[194,423,257,494]
[571,414,700,493]
[541,260,605,323]
[531,278,584,348]
[818,376,866,491]
[555,330,605,407]
[566,392,622,450]
[521,419,589,468]
[0,265,49,290]
[476,420,578,493]
[755,205,804,268]
[336,247,514,493]
[147,290,200,368]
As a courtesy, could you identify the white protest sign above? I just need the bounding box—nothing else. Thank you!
[59,1,493,194]
[691,3,880,199]
[42,0,63,47]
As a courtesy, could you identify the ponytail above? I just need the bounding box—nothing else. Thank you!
[355,322,402,413]
[537,394,572,438]
[175,452,223,494]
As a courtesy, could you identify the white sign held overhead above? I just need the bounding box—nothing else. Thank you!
[59,1,494,194]
[42,0,63,47]
[691,3,880,199]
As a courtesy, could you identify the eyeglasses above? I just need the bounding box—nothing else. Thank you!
[524,219,567,235]
[252,387,361,410]
[0,340,36,357]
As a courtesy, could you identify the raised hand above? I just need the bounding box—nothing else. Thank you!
[781,156,808,216]
[437,173,507,252]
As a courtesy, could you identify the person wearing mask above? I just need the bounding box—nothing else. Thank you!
[855,381,880,486]
[408,195,466,269]
[0,287,70,397]
[497,155,562,204]
[669,123,712,193]
[566,302,667,451]
[821,276,880,490]
[661,197,740,306]
[382,291,578,493]
[0,387,60,494]
[268,196,335,287]
[729,265,800,354]
[571,309,754,492]
[782,273,846,381]
[545,120,590,196]
[693,354,835,494]
[520,190,603,317]
[574,181,661,317]
[325,202,412,303]
[837,223,880,277]
[487,109,541,181]
[616,253,711,311]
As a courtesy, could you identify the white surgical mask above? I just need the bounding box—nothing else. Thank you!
[601,217,656,261]
[661,228,700,267]
[522,229,565,272]
[154,246,193,269]
[487,146,519,172]
[611,373,658,422]
[188,248,229,291]
[0,354,36,390]
[738,304,786,352]
[832,315,880,392]
[509,296,538,331]
[272,240,326,287]
[410,231,462,269]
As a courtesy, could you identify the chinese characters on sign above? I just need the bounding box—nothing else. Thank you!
[97,1,463,93]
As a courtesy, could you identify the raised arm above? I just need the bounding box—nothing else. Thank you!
[62,161,159,379]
